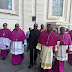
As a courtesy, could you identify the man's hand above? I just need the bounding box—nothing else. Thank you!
[6,45,8,48]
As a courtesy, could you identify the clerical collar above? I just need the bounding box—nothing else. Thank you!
[34,29,38,30]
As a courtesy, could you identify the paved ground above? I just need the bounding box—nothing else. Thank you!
[0,48,72,72]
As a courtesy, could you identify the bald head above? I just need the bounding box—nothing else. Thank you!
[60,27,65,34]
[34,24,38,29]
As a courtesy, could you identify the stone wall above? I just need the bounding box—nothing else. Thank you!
[0,0,72,32]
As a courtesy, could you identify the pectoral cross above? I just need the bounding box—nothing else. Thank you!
[46,31,52,45]
[3,33,5,36]
[46,41,48,45]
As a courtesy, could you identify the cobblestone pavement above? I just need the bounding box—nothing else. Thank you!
[0,48,72,72]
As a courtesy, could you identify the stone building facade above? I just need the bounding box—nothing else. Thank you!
[0,0,72,32]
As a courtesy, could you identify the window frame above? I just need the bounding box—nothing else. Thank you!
[0,0,17,15]
[47,0,71,21]
[47,0,64,19]
[52,0,63,16]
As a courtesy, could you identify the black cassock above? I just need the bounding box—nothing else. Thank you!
[28,29,41,64]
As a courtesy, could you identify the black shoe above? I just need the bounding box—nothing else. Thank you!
[2,57,6,60]
[40,63,41,68]
[34,61,36,65]
[28,64,33,69]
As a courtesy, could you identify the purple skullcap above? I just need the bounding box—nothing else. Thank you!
[3,23,7,25]
[15,23,19,25]
[47,23,52,25]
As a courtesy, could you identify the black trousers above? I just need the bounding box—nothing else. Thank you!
[30,44,38,64]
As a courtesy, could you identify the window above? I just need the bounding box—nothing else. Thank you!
[8,0,12,10]
[52,0,63,16]
[0,0,12,10]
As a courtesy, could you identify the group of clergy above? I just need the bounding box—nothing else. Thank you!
[0,23,26,65]
[27,23,72,72]
[0,22,72,72]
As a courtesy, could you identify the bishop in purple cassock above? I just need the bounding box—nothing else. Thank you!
[10,23,26,65]
[0,23,11,60]
[36,23,57,72]
[52,27,72,72]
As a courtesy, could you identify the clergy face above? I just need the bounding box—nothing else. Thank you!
[47,24,52,32]
[41,24,44,29]
[34,24,38,29]
[15,25,19,31]
[3,24,7,29]
[60,27,65,34]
